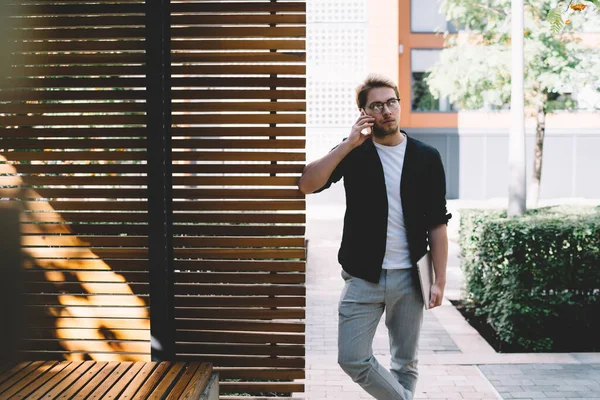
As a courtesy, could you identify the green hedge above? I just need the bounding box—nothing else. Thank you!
[459,206,600,351]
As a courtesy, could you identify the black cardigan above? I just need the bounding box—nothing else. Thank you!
[314,132,452,283]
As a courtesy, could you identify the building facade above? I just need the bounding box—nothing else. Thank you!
[307,0,600,200]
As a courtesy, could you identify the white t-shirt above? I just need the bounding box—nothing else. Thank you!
[373,136,412,269]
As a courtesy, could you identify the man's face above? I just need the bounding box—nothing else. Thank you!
[364,87,401,138]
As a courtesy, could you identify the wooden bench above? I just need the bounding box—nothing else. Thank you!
[0,360,218,399]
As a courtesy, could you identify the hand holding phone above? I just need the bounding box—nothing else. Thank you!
[359,109,372,136]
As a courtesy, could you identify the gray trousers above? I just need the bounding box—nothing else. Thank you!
[338,268,424,400]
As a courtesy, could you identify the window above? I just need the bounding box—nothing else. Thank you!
[411,0,457,33]
[411,49,455,112]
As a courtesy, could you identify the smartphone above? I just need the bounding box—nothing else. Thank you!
[360,108,372,136]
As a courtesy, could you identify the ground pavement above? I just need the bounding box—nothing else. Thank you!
[297,184,600,400]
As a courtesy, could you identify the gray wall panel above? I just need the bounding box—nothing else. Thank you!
[485,136,509,198]
[409,129,600,200]
[574,136,600,197]
[538,136,575,199]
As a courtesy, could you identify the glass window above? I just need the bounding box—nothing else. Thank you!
[411,0,457,33]
[411,49,455,112]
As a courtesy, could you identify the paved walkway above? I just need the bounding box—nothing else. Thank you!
[299,185,600,400]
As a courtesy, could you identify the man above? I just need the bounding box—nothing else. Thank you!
[298,74,451,399]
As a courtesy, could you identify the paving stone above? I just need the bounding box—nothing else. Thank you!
[480,364,600,400]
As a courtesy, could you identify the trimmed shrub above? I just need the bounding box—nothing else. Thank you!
[459,206,600,352]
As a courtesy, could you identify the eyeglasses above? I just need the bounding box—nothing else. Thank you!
[367,98,401,114]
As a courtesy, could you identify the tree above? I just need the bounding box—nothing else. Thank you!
[548,1,600,34]
[427,0,600,206]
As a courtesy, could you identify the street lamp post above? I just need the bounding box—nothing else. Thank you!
[508,0,527,216]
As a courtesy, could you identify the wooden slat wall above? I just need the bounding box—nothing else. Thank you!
[170,1,306,398]
[0,1,151,361]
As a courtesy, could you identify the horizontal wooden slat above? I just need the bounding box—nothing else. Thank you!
[173,214,305,224]
[12,14,304,28]
[172,65,305,75]
[24,270,148,282]
[172,103,306,112]
[0,89,147,102]
[18,40,146,52]
[173,237,305,247]
[175,308,304,320]
[173,225,305,236]
[4,163,304,174]
[174,151,304,161]
[174,271,305,283]
[29,317,150,330]
[173,26,306,38]
[7,3,145,16]
[175,343,303,357]
[172,114,305,125]
[19,200,304,212]
[220,382,304,394]
[22,235,147,246]
[25,247,303,259]
[174,284,304,296]
[171,2,306,13]
[173,260,305,273]
[14,27,147,40]
[0,103,146,114]
[217,368,304,380]
[171,52,306,63]
[1,138,304,150]
[176,322,303,335]
[21,212,148,223]
[24,306,149,317]
[25,294,148,308]
[23,247,148,257]
[9,188,303,198]
[173,248,306,260]
[171,39,304,50]
[8,65,145,76]
[20,223,302,236]
[174,355,303,369]
[20,223,150,236]
[25,281,148,294]
[172,77,305,88]
[8,2,306,16]
[1,152,145,161]
[0,126,304,138]
[21,339,149,352]
[174,296,304,308]
[8,51,306,65]
[6,77,145,89]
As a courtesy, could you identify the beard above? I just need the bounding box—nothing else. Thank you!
[372,121,398,138]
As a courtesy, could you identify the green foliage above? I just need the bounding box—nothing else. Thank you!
[428,0,600,113]
[459,206,600,351]
[547,7,564,34]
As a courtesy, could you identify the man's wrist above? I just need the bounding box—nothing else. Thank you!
[433,279,446,286]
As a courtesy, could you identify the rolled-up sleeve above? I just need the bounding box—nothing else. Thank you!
[425,149,452,227]
[312,142,346,194]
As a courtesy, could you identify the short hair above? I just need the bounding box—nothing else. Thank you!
[355,74,400,109]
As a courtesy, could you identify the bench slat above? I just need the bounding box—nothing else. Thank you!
[0,362,32,387]
[148,361,186,399]
[72,361,119,400]
[118,362,157,400]
[131,361,171,400]
[102,361,145,399]
[14,361,70,399]
[25,361,80,400]
[87,361,132,400]
[56,362,107,400]
[0,361,54,398]
[179,362,213,400]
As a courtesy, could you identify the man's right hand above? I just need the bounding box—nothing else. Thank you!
[347,110,374,148]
